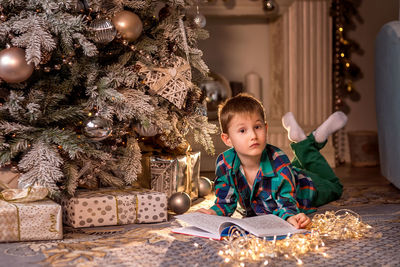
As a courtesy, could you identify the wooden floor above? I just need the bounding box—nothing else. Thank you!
[335,164,392,187]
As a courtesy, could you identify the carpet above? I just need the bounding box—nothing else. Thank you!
[1,185,400,267]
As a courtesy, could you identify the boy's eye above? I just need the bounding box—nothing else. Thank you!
[239,129,245,133]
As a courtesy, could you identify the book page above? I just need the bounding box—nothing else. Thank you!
[171,226,221,240]
[231,215,307,237]
[174,213,307,238]
[175,213,236,236]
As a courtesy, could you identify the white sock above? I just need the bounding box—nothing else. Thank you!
[282,112,306,143]
[313,111,348,143]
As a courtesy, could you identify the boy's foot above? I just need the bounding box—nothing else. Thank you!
[313,111,348,143]
[282,112,306,143]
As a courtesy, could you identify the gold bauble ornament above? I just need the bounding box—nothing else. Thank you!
[0,47,34,83]
[112,10,143,42]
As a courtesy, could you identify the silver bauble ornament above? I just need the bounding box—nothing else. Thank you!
[112,10,143,42]
[198,176,213,197]
[169,192,191,214]
[89,18,117,44]
[0,47,34,83]
[193,13,206,28]
[83,116,112,141]
[263,0,279,14]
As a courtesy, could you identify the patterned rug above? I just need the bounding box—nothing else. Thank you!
[1,184,400,267]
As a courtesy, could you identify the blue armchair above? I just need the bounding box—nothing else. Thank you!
[375,21,400,189]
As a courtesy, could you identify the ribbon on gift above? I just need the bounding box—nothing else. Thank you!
[0,187,49,202]
[0,187,49,241]
[184,147,192,194]
[0,180,10,190]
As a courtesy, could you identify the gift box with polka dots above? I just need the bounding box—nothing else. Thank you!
[62,188,168,228]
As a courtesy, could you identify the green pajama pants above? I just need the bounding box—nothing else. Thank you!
[290,134,343,207]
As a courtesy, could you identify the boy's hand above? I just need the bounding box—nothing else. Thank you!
[287,213,311,229]
[196,208,217,215]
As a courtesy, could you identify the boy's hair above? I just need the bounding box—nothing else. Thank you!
[218,93,266,134]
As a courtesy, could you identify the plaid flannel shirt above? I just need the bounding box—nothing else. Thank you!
[209,144,317,220]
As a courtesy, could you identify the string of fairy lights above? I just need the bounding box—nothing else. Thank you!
[330,0,363,165]
[206,210,380,266]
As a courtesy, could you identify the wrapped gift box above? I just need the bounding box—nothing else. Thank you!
[0,199,63,242]
[138,152,200,200]
[62,188,168,228]
[0,166,20,189]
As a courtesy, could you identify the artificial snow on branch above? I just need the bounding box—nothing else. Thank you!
[11,15,57,65]
[116,137,142,184]
[0,0,216,194]
[18,140,64,193]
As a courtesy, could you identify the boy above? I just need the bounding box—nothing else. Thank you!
[197,93,347,229]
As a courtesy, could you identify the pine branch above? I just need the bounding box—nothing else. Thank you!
[116,137,142,184]
[41,128,83,159]
[98,170,124,188]
[190,49,209,77]
[0,121,36,134]
[44,106,86,124]
[11,15,57,65]
[9,137,29,155]
[18,141,64,193]
[0,136,7,149]
[114,89,154,121]
[0,150,12,166]
[0,21,11,41]
[76,145,113,162]
[123,0,149,10]
[166,0,186,7]
[48,13,86,55]
[151,104,174,134]
[109,0,149,13]
[25,103,43,122]
[72,32,98,57]
[3,91,26,121]
[38,0,76,13]
[105,56,140,89]
[63,161,79,196]
[85,65,100,83]
[187,114,218,155]
[86,84,124,119]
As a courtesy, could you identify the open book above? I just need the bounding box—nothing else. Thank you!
[172,212,307,240]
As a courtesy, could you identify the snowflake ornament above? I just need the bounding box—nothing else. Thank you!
[138,57,192,109]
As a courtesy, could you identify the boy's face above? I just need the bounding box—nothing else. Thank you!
[221,112,268,161]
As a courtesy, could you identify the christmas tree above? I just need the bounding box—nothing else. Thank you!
[0,0,217,196]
